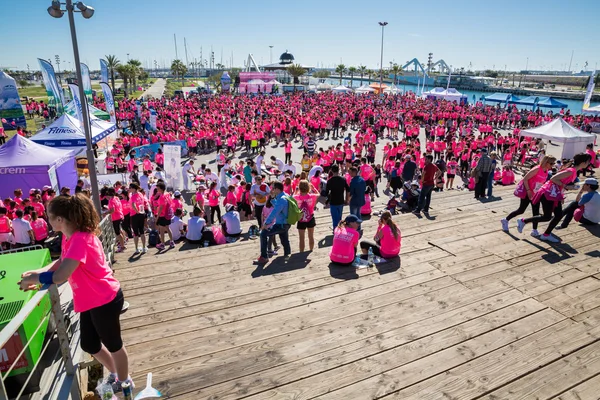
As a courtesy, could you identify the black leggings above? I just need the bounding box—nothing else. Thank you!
[80,289,125,354]
[211,205,222,224]
[524,196,563,235]
[130,213,146,237]
[506,197,540,229]
[285,153,292,163]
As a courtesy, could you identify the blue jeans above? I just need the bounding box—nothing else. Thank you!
[330,204,344,229]
[487,171,494,197]
[349,204,362,231]
[260,224,291,258]
[416,185,434,213]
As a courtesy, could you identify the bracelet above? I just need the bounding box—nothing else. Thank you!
[39,271,54,285]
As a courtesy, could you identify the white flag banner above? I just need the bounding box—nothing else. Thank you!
[583,70,596,111]
[68,84,84,128]
[163,145,181,190]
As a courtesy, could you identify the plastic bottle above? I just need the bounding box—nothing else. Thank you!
[368,248,374,265]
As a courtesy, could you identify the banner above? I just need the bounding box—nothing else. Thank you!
[163,144,182,190]
[100,82,116,124]
[135,100,142,118]
[100,59,109,84]
[68,84,84,128]
[80,63,93,102]
[149,109,157,131]
[583,70,596,111]
[38,58,65,114]
[129,140,188,161]
[48,166,59,192]
[0,71,26,130]
[96,173,128,188]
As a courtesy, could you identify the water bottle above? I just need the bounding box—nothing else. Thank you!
[353,255,361,267]
[203,240,209,247]
[368,248,374,265]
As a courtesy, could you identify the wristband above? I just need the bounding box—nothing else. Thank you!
[39,271,54,285]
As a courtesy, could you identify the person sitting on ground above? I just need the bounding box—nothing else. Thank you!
[359,210,402,260]
[329,214,362,266]
[557,177,600,229]
[169,209,187,242]
[221,204,242,238]
[185,207,206,244]
[398,181,420,212]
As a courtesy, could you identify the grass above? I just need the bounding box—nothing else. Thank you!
[19,85,49,101]
[165,78,202,96]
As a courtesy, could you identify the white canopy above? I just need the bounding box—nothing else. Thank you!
[521,117,596,159]
[355,84,376,94]
[583,104,600,115]
[247,79,266,84]
[384,84,401,94]
[423,87,466,102]
[332,85,353,93]
[30,113,116,148]
[266,80,282,85]
[316,83,332,90]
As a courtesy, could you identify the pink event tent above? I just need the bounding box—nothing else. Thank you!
[0,134,78,199]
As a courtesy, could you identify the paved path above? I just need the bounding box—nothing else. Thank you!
[140,78,166,99]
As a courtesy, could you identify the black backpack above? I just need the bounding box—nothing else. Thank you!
[148,230,159,247]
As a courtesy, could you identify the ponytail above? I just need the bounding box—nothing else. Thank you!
[380,210,399,240]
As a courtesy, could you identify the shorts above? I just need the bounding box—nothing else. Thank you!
[0,232,14,244]
[447,173,455,179]
[297,216,316,230]
[156,216,171,227]
[131,213,146,237]
[112,219,122,235]
[80,289,125,354]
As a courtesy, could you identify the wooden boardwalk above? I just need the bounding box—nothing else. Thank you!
[113,183,600,400]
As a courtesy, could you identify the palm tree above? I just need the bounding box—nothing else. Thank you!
[390,63,402,86]
[287,64,306,91]
[358,65,367,85]
[347,66,357,88]
[171,59,187,87]
[115,64,131,96]
[366,69,374,84]
[335,64,346,85]
[127,59,143,93]
[105,55,120,93]
[215,63,225,70]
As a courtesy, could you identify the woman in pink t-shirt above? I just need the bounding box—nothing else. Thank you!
[30,211,48,245]
[106,188,125,252]
[207,181,221,224]
[18,194,132,392]
[360,211,401,259]
[330,215,361,266]
[128,183,147,254]
[294,180,319,252]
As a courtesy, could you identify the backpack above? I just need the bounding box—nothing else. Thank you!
[286,196,303,225]
[148,230,159,247]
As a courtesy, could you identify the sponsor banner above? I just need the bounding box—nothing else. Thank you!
[80,63,93,102]
[48,165,59,192]
[96,173,128,188]
[129,140,188,160]
[68,84,84,127]
[583,70,596,111]
[38,58,65,114]
[149,109,157,131]
[163,145,181,190]
[0,71,26,130]
[100,82,117,124]
[100,59,109,83]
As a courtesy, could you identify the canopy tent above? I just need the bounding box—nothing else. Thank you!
[64,100,110,121]
[355,84,376,94]
[331,85,353,94]
[316,83,332,91]
[520,117,595,159]
[0,134,77,199]
[516,96,568,109]
[484,92,521,104]
[583,104,600,115]
[383,84,401,94]
[30,114,116,148]
[423,87,468,104]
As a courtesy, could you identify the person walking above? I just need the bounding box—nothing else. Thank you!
[250,175,270,226]
[325,164,349,229]
[348,166,366,224]
[256,181,291,263]
[414,155,440,216]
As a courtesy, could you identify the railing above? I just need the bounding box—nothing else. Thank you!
[0,248,82,400]
[99,215,116,268]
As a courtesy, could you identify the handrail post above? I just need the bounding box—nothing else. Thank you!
[48,285,75,375]
[0,376,8,400]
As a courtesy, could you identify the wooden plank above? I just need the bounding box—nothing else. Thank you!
[554,374,600,400]
[539,287,600,318]
[482,341,600,400]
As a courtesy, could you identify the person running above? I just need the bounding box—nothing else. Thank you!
[517,153,592,242]
[501,155,555,236]
[18,194,132,393]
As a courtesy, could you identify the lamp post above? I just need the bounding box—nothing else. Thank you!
[48,0,102,215]
[55,54,62,84]
[269,45,274,64]
[378,21,388,95]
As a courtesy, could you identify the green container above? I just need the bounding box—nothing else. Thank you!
[0,249,52,385]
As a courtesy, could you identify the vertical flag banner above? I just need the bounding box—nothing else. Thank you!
[583,70,596,111]
[100,82,116,124]
[38,58,65,114]
[80,63,93,102]
[68,84,84,128]
[135,100,142,118]
[163,144,182,190]
[100,59,109,83]
[0,71,26,130]
[149,109,157,131]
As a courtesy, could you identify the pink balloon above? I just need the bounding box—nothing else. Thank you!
[11,121,16,126]
[1,118,6,123]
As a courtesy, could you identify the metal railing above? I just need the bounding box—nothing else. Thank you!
[99,215,116,268]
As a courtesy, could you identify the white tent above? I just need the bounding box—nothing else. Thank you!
[520,117,596,159]
[384,84,401,94]
[422,87,467,103]
[355,84,376,94]
[247,79,266,85]
[332,85,353,94]
[316,83,332,91]
[583,104,600,115]
[30,113,116,148]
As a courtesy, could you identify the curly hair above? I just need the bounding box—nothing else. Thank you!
[48,193,99,234]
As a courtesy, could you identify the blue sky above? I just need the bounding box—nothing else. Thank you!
[2,0,599,73]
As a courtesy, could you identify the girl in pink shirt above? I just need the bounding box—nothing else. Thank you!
[30,211,48,244]
[360,211,401,259]
[330,215,361,266]
[294,180,319,252]
[18,194,132,391]
[223,185,237,207]
[207,182,221,224]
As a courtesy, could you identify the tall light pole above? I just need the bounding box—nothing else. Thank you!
[269,45,274,64]
[55,54,62,84]
[48,0,102,215]
[378,21,388,95]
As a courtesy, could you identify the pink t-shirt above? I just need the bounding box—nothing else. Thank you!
[31,219,48,241]
[62,231,120,312]
[378,225,401,258]
[129,192,145,216]
[207,189,220,207]
[294,193,318,223]
[330,227,360,264]
[108,197,124,221]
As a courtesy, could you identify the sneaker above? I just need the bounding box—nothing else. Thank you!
[555,225,566,230]
[273,245,281,252]
[112,377,135,393]
[132,248,140,255]
[539,234,559,243]
[155,243,165,250]
[142,247,148,254]
[169,241,175,249]
[255,256,269,264]
[517,218,525,234]
[412,210,421,215]
[530,229,540,237]
[500,218,509,232]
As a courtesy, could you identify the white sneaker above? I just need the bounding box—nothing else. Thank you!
[500,218,509,232]
[517,218,525,233]
[142,247,148,254]
[539,234,559,243]
[530,229,540,237]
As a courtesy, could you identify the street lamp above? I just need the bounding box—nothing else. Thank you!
[378,22,388,95]
[55,54,62,84]
[47,0,102,215]
[269,45,274,64]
